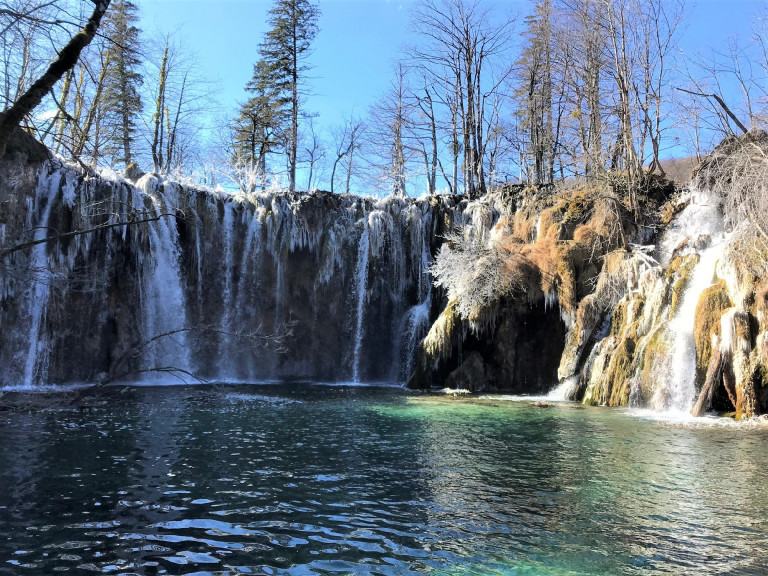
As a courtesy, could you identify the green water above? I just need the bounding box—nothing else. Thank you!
[0,384,767,575]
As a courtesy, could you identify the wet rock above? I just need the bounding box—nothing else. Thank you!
[694,234,712,250]
[694,280,733,383]
[445,351,488,392]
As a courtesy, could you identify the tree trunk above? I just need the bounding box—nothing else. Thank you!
[152,43,168,172]
[691,349,724,417]
[0,0,112,158]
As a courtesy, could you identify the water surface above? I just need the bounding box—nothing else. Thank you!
[1,384,767,575]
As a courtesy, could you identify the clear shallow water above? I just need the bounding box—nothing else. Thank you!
[1,385,767,575]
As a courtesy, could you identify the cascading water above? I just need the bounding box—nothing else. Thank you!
[218,202,236,375]
[140,189,191,379]
[352,220,370,383]
[21,168,60,389]
[1,157,495,388]
[652,185,728,412]
[546,376,580,401]
[399,213,433,380]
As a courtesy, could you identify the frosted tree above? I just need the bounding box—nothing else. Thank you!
[233,59,286,191]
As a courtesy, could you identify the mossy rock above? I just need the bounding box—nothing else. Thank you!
[640,324,672,401]
[581,339,615,406]
[668,254,700,317]
[610,296,645,341]
[693,280,732,382]
[607,337,636,406]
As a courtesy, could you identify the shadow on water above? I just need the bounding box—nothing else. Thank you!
[0,383,767,574]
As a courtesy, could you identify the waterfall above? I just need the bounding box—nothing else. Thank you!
[221,202,235,324]
[235,208,262,316]
[140,190,191,379]
[546,376,580,401]
[2,156,491,387]
[653,186,728,412]
[21,167,60,389]
[399,215,433,380]
[352,222,370,382]
[218,202,236,376]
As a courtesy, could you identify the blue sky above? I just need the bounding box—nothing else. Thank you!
[137,0,415,137]
[136,0,758,125]
[135,0,762,190]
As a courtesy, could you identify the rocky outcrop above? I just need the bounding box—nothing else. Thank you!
[409,180,670,395]
[407,298,566,393]
[1,147,518,387]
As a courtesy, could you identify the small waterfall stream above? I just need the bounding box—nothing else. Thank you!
[661,239,727,412]
[352,222,370,383]
[655,186,728,413]
[22,169,60,388]
[141,191,191,377]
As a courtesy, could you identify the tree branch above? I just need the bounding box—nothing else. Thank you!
[0,0,111,157]
[676,87,749,135]
[0,212,176,259]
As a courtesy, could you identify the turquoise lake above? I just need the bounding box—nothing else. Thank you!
[1,384,767,575]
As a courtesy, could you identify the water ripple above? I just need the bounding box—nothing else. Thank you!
[0,384,766,574]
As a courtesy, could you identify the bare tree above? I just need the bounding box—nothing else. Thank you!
[329,116,364,194]
[368,64,411,196]
[0,0,111,158]
[410,0,514,198]
[300,114,324,190]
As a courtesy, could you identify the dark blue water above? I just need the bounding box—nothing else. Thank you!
[1,384,767,575]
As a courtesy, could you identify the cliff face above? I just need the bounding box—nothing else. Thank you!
[0,142,515,387]
[4,131,768,417]
[408,132,768,418]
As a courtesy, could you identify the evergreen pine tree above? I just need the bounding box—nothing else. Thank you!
[240,0,319,192]
[102,0,143,169]
[233,60,286,191]
[515,0,554,186]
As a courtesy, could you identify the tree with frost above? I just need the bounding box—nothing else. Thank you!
[101,0,143,170]
[248,0,319,192]
[233,59,286,191]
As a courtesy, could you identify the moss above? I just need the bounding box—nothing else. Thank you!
[610,299,629,337]
[561,190,592,226]
[538,206,562,241]
[752,362,768,388]
[422,300,462,362]
[668,254,699,317]
[555,243,579,313]
[664,255,684,279]
[512,211,535,243]
[735,313,752,343]
[693,280,732,382]
[607,337,637,406]
[641,325,671,399]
